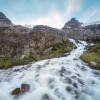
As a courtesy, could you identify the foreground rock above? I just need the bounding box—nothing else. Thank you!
[11,84,30,97]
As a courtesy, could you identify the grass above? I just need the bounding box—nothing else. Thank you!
[80,43,100,70]
[0,57,33,69]
[0,41,74,69]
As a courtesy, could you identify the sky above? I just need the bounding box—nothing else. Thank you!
[0,0,100,28]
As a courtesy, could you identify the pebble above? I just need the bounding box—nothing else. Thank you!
[73,83,78,88]
[66,86,72,92]
[71,75,77,79]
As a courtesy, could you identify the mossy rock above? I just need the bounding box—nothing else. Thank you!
[11,88,21,95]
[11,83,30,97]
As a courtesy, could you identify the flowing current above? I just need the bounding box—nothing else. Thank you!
[0,39,100,100]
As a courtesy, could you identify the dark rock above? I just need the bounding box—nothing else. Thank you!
[65,77,72,84]
[11,88,21,95]
[59,67,71,77]
[11,83,30,97]
[66,86,72,92]
[48,78,54,84]
[73,58,78,60]
[71,75,77,79]
[42,94,50,100]
[76,73,81,77]
[74,90,80,99]
[59,67,66,76]
[21,84,30,92]
[77,78,84,85]
[91,80,95,84]
[73,83,78,88]
[81,66,87,71]
[93,71,100,75]
[66,70,71,75]
[49,84,55,89]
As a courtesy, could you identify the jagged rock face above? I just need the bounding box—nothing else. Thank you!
[0,24,69,58]
[13,25,32,33]
[0,12,32,58]
[62,18,100,41]
[0,26,28,57]
[0,12,31,32]
[29,25,67,48]
[62,18,86,40]
[0,12,12,26]
[63,18,82,29]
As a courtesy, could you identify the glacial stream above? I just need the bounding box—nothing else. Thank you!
[0,39,100,100]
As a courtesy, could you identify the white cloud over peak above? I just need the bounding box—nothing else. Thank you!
[32,10,64,28]
[64,0,83,19]
[32,0,84,28]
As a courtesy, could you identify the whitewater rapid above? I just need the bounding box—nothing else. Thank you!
[0,39,100,100]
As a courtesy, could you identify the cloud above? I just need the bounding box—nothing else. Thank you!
[80,7,100,23]
[64,0,83,19]
[32,10,64,28]
[32,0,84,28]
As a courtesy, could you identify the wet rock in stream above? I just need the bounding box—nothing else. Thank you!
[65,77,72,84]
[73,83,78,88]
[11,83,30,97]
[42,94,50,100]
[66,86,72,92]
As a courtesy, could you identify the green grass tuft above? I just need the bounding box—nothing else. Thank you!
[0,41,74,69]
[80,43,100,70]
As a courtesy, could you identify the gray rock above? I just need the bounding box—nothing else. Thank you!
[66,86,72,92]
[42,94,50,100]
[73,83,78,88]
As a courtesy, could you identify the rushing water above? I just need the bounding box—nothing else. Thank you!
[0,39,100,100]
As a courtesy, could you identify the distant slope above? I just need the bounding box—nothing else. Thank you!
[62,18,100,41]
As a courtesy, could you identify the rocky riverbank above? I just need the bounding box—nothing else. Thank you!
[0,40,100,100]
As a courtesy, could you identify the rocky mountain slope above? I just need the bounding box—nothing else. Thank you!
[0,12,100,68]
[0,12,73,68]
[0,12,12,26]
[62,18,100,41]
[29,25,67,49]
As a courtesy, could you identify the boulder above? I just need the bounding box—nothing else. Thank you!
[66,86,72,92]
[90,61,97,67]
[11,83,30,97]
[11,88,21,96]
[21,83,30,92]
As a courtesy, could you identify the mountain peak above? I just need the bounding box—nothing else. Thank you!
[0,12,6,18]
[64,18,82,28]
[70,18,78,22]
[0,12,12,26]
